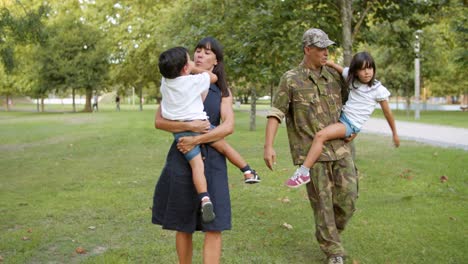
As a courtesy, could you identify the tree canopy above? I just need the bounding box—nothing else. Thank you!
[0,0,465,111]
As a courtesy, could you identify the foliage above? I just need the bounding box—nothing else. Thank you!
[36,15,109,112]
[0,0,466,108]
[422,1,467,96]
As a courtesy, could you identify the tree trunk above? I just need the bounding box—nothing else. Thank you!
[72,88,76,113]
[139,85,143,111]
[36,98,40,112]
[6,95,10,111]
[340,0,353,66]
[340,0,355,159]
[41,98,45,112]
[249,87,256,131]
[85,88,93,112]
[406,96,411,117]
[270,81,274,107]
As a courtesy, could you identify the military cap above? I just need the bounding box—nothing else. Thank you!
[302,28,335,48]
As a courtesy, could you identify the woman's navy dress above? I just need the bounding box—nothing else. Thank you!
[152,84,231,233]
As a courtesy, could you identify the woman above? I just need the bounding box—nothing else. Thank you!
[152,37,233,264]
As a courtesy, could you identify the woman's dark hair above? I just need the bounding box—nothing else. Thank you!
[158,46,188,79]
[347,51,376,88]
[195,37,229,97]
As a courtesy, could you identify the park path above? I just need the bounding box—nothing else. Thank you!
[361,118,468,151]
[253,109,468,151]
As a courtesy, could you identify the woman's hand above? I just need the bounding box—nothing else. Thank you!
[189,120,211,133]
[177,136,198,154]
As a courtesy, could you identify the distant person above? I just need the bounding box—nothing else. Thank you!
[158,46,261,222]
[285,51,400,188]
[92,95,99,112]
[115,95,120,111]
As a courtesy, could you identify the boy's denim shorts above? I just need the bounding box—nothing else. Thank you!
[173,131,201,161]
[339,112,361,137]
[173,124,215,161]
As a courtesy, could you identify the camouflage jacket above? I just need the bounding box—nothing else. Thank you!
[267,62,351,164]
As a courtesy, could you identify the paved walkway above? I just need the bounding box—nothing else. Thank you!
[253,109,468,151]
[361,118,468,151]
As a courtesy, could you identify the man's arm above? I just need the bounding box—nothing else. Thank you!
[264,117,281,171]
[379,100,400,147]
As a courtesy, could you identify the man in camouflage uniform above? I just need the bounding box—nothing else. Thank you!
[263,28,358,264]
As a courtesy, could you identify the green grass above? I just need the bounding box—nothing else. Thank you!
[372,109,468,128]
[0,108,467,263]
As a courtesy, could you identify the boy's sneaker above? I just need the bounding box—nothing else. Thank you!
[244,170,261,184]
[201,199,215,223]
[328,256,344,264]
[285,168,310,188]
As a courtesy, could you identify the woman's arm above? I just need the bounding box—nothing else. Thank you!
[379,100,400,147]
[177,91,235,152]
[154,106,210,133]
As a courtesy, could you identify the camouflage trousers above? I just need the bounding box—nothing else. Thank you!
[305,155,358,257]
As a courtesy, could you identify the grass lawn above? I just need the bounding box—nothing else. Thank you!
[0,108,466,264]
[371,109,468,128]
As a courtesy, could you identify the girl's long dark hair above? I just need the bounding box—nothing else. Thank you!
[347,51,376,89]
[195,37,229,97]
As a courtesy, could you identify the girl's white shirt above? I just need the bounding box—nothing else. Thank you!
[341,67,391,129]
[160,72,210,121]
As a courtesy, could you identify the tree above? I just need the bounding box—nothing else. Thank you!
[0,3,48,110]
[37,16,109,112]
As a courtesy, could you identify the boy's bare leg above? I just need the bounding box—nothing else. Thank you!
[189,154,207,195]
[211,140,260,183]
[189,154,215,222]
[211,139,247,169]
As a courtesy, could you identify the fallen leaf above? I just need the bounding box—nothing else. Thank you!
[282,222,293,230]
[21,237,29,241]
[278,197,290,203]
[353,260,360,264]
[27,228,32,233]
[88,226,96,230]
[449,216,457,221]
[75,247,86,254]
[432,152,438,157]
[0,255,3,262]
[440,175,448,183]
[399,169,414,180]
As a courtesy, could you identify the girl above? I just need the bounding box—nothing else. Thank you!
[286,51,400,188]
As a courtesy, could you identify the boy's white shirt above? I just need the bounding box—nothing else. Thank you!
[160,72,210,121]
[341,67,391,129]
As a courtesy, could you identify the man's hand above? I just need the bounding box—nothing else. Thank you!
[344,133,357,143]
[263,145,277,171]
